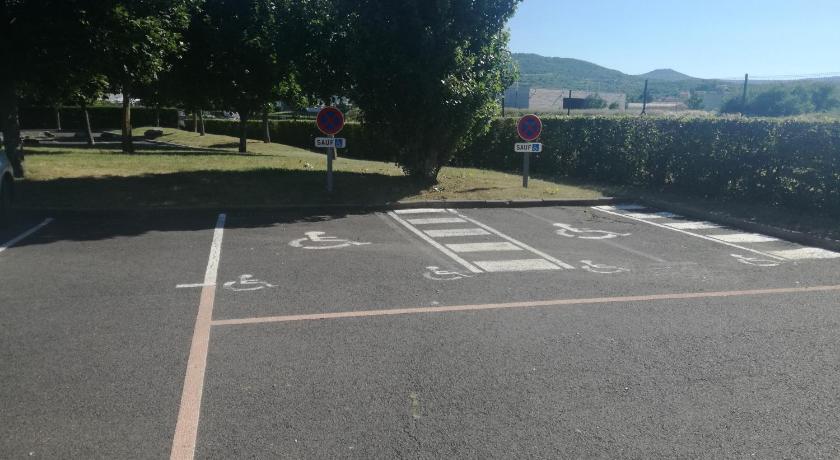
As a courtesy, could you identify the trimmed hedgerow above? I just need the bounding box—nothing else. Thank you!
[190,116,840,213]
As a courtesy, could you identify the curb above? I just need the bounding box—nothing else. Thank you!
[638,197,840,253]
[12,197,618,219]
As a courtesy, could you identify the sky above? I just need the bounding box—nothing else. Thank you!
[507,0,840,79]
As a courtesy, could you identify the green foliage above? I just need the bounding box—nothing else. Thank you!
[455,116,840,214]
[332,0,521,181]
[608,102,620,110]
[583,94,607,109]
[97,0,190,91]
[722,84,840,117]
[686,91,704,110]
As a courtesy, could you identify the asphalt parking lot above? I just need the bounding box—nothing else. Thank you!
[2,205,839,458]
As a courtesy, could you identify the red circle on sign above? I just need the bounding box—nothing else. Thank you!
[517,114,542,141]
[316,106,345,135]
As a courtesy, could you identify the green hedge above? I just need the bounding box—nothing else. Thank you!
[187,119,397,162]
[188,116,840,214]
[458,117,840,213]
[20,106,180,129]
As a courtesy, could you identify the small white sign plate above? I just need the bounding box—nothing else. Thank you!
[315,137,347,148]
[514,142,542,153]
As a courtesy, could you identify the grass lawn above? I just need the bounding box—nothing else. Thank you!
[16,127,606,209]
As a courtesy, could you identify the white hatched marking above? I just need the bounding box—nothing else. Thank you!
[407,217,467,225]
[425,228,490,238]
[709,233,778,243]
[592,206,786,261]
[665,222,722,230]
[394,208,447,215]
[446,242,523,253]
[475,259,563,272]
[387,212,482,273]
[770,247,840,260]
[449,210,575,269]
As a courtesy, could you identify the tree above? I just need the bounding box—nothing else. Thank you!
[96,0,189,153]
[334,0,521,182]
[0,0,91,176]
[583,93,607,109]
[201,0,296,153]
[686,91,704,110]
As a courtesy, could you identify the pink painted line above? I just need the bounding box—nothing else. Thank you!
[211,284,840,327]
[171,214,226,460]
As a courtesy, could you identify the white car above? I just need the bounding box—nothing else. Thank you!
[0,146,14,225]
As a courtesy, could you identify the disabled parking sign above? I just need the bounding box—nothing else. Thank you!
[515,114,544,188]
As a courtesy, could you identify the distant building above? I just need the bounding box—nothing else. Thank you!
[503,83,531,109]
[504,85,626,112]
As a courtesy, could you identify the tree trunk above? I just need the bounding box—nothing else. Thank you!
[81,102,95,146]
[263,109,270,143]
[198,109,205,136]
[121,91,133,153]
[155,105,160,127]
[193,111,198,132]
[238,111,249,153]
[1,82,24,177]
[55,105,62,130]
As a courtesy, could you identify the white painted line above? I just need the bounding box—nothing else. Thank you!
[446,242,523,253]
[623,212,668,219]
[176,283,215,289]
[394,208,448,215]
[407,217,467,225]
[770,247,840,260]
[171,213,226,460]
[424,228,490,238]
[652,211,683,218]
[709,233,778,243]
[664,222,722,230]
[474,259,563,272]
[448,210,576,269]
[0,218,53,254]
[592,206,786,261]
[387,212,483,274]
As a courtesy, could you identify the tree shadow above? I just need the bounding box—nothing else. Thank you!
[26,143,269,157]
[8,168,430,247]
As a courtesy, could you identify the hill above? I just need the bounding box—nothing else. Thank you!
[639,69,697,81]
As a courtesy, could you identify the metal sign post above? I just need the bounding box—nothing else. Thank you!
[516,114,543,188]
[316,107,346,193]
[327,134,334,192]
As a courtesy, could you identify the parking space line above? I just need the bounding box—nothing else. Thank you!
[0,218,53,254]
[448,210,576,269]
[210,284,840,327]
[171,213,226,460]
[387,211,483,273]
[593,206,786,261]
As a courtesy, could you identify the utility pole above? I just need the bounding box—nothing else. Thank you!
[641,79,649,115]
[567,90,572,116]
[741,73,749,108]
